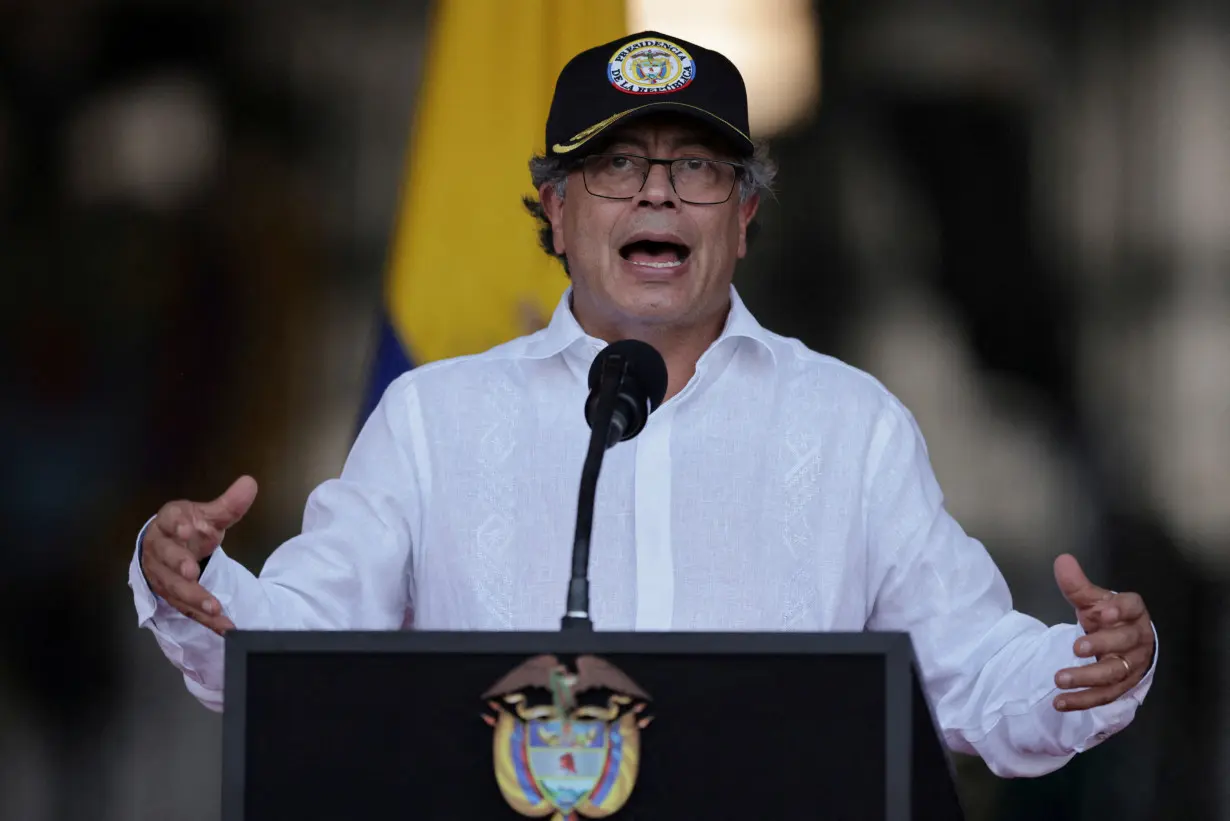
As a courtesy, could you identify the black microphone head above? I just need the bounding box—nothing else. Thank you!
[585,339,668,440]
[586,339,669,407]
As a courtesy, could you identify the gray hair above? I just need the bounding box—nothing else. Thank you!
[522,141,778,274]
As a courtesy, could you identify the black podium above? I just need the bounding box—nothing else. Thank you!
[222,631,965,820]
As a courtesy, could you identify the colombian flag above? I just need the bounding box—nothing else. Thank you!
[360,1,628,422]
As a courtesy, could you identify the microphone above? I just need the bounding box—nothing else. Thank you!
[583,340,669,445]
[562,340,668,632]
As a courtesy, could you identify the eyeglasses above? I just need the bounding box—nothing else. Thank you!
[580,153,743,205]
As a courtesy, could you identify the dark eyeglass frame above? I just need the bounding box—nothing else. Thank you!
[580,152,745,205]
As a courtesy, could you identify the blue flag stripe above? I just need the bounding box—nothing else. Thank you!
[358,313,414,429]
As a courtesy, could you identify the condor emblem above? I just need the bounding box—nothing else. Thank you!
[482,655,652,820]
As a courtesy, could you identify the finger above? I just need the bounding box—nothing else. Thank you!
[1053,554,1112,609]
[1094,592,1146,625]
[1074,608,1102,636]
[151,504,219,567]
[197,475,259,530]
[147,561,219,614]
[168,595,236,635]
[154,502,193,541]
[173,603,236,636]
[1054,680,1133,712]
[180,606,237,636]
[182,520,224,564]
[144,531,201,580]
[1073,624,1142,658]
[146,563,236,633]
[1055,658,1132,690]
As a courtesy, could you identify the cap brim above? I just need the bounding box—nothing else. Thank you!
[550,101,754,158]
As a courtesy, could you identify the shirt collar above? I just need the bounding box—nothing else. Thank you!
[522,285,775,363]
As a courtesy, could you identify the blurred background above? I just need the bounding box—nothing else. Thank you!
[1,0,1227,818]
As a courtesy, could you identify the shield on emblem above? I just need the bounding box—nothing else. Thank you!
[483,655,651,819]
[525,719,609,814]
[636,61,660,82]
[631,51,671,84]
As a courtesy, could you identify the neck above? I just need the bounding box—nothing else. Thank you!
[571,295,729,402]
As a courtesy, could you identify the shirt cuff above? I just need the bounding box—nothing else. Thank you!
[130,515,160,626]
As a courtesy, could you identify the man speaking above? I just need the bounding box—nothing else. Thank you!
[129,31,1156,778]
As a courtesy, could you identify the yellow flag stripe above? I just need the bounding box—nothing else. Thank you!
[385,0,628,366]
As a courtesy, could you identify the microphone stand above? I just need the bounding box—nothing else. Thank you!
[561,355,625,632]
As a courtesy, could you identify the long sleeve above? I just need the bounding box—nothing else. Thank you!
[863,396,1156,778]
[127,374,422,712]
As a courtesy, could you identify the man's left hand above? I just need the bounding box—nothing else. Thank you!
[1051,553,1155,712]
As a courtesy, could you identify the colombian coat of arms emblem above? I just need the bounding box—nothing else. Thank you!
[608,37,696,94]
[482,655,652,820]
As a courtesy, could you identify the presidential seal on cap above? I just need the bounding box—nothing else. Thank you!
[546,31,753,159]
[608,37,697,94]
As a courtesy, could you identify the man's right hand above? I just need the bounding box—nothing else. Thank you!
[140,475,258,635]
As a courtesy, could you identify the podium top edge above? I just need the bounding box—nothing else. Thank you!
[224,630,916,659]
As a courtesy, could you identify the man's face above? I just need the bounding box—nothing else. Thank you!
[541,115,759,332]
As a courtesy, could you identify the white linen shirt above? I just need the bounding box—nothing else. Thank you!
[128,285,1155,777]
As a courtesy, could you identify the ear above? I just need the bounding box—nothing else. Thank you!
[540,181,567,256]
[735,192,760,259]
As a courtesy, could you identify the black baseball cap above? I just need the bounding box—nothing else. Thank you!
[546,31,754,159]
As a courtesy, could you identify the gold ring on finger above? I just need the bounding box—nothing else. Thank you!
[1105,653,1130,676]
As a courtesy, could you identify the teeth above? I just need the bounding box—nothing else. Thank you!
[629,259,683,268]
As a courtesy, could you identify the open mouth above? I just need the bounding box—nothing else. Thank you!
[619,239,691,269]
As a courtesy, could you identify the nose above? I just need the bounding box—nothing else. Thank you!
[636,162,679,209]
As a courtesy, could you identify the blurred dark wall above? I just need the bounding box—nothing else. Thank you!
[0,3,425,818]
[738,2,1224,818]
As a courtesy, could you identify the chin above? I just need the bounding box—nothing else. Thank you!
[609,285,697,325]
